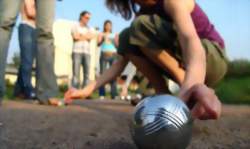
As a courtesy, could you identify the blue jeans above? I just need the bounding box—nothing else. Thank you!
[0,0,58,103]
[14,24,36,98]
[99,52,117,99]
[71,53,90,88]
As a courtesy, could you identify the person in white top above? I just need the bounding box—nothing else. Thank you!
[13,0,37,99]
[71,11,96,88]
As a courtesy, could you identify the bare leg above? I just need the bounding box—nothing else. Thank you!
[124,53,170,94]
[140,48,185,85]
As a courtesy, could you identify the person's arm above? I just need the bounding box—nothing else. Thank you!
[114,33,119,48]
[164,0,221,120]
[83,28,97,41]
[164,0,206,100]
[72,32,81,41]
[71,25,81,41]
[24,0,36,19]
[97,32,104,46]
[91,56,128,90]
[78,34,93,41]
[72,27,96,42]
[65,56,129,100]
[72,32,93,41]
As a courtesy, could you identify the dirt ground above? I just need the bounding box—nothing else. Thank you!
[0,100,249,149]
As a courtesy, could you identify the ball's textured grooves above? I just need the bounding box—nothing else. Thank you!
[131,95,193,149]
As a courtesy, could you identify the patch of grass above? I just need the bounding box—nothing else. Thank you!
[226,59,250,78]
[90,91,101,99]
[4,79,15,100]
[4,86,14,100]
[216,77,250,105]
[4,77,250,105]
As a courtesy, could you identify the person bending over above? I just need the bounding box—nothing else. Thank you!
[65,0,228,120]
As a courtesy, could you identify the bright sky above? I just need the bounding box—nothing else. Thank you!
[7,0,250,62]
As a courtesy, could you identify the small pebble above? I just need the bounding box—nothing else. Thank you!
[85,141,92,146]
[51,141,57,145]
[89,133,98,137]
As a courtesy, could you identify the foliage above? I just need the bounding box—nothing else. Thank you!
[226,59,250,78]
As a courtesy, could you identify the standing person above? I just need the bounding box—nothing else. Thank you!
[98,20,119,99]
[13,0,37,99]
[71,11,96,89]
[0,0,59,105]
[65,0,228,120]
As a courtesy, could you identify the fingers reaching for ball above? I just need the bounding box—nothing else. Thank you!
[179,84,222,120]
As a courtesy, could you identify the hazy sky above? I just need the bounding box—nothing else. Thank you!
[7,0,250,62]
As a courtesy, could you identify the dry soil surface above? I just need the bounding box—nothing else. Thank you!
[0,100,249,149]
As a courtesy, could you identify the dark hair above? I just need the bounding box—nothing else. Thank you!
[105,0,137,20]
[79,11,90,21]
[103,20,112,32]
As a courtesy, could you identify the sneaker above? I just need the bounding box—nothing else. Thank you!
[27,92,37,100]
[39,98,65,107]
[120,96,126,100]
[13,93,26,99]
[13,92,37,100]
[126,95,132,101]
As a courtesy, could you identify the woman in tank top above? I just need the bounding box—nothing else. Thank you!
[98,20,119,99]
[65,0,228,121]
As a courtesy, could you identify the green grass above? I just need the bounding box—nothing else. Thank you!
[4,77,250,105]
[216,77,250,105]
[3,83,111,100]
[4,83,15,100]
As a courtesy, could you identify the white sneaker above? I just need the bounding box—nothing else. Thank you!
[136,94,142,99]
[121,96,126,100]
[126,95,132,101]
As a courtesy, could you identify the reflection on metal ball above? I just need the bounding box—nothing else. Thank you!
[131,94,193,149]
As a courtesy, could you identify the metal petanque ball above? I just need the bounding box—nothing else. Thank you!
[130,95,193,149]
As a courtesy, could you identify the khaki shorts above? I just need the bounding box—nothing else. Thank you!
[118,14,228,87]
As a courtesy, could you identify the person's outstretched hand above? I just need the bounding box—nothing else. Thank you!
[64,87,92,104]
[179,84,222,120]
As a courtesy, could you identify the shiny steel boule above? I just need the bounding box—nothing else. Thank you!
[131,95,193,149]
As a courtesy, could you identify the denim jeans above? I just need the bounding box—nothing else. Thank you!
[14,24,36,98]
[0,0,58,103]
[99,52,117,99]
[71,52,90,88]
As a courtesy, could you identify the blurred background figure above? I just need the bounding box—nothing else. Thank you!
[0,0,59,105]
[120,62,136,99]
[98,20,119,99]
[120,65,157,105]
[13,0,37,99]
[71,11,96,89]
